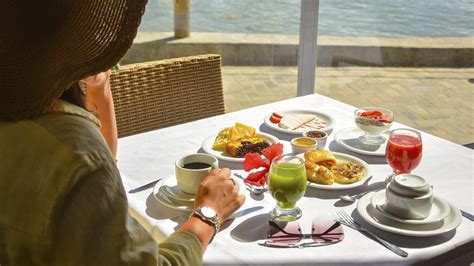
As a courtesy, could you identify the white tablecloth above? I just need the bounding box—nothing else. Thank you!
[118,94,473,265]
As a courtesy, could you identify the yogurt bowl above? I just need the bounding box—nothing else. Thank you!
[354,107,393,145]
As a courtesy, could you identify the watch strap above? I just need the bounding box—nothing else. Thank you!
[190,208,220,242]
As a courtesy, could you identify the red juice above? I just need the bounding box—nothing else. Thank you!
[386,134,422,174]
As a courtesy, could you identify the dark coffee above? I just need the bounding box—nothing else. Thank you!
[182,162,211,169]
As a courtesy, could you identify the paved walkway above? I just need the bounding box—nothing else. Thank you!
[222,67,474,145]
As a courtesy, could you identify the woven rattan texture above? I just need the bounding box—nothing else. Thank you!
[110,54,225,138]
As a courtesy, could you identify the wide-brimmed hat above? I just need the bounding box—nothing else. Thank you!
[0,0,147,120]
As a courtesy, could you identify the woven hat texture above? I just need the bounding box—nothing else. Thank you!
[0,0,147,120]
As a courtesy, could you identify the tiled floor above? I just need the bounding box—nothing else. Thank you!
[222,67,474,145]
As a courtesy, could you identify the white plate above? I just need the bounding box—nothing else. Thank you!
[202,132,279,163]
[153,176,245,211]
[334,127,389,156]
[357,192,461,237]
[297,152,372,190]
[264,109,335,134]
[370,190,451,225]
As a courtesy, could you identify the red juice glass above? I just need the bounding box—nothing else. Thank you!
[386,128,422,181]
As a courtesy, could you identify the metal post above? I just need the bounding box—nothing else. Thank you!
[174,0,190,38]
[297,0,319,96]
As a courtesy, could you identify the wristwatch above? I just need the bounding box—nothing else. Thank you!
[191,206,221,242]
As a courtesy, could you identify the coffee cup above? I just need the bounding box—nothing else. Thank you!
[385,174,433,220]
[303,130,328,149]
[175,153,218,195]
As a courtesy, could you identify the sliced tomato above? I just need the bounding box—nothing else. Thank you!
[270,113,282,123]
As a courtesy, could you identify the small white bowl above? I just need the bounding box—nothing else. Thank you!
[291,137,318,154]
[303,130,328,149]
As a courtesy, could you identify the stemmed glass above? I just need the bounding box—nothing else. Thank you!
[267,155,307,221]
[354,107,394,145]
[385,128,423,182]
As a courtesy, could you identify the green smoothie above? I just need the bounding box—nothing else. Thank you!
[268,162,307,209]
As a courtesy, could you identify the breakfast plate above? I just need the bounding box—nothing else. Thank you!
[153,176,245,211]
[370,190,451,225]
[296,152,373,190]
[357,192,461,237]
[202,132,279,162]
[334,127,389,156]
[264,109,335,134]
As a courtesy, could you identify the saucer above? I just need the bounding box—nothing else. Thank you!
[334,127,389,156]
[370,190,450,225]
[153,175,246,211]
[153,177,194,211]
[357,192,461,237]
[159,176,195,204]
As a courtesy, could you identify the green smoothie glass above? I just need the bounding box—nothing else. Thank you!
[268,155,307,221]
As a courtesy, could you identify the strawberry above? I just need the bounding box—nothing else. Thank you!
[269,112,283,123]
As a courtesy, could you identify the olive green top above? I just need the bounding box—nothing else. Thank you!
[0,100,202,265]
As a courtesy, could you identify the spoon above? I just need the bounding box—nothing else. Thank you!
[233,173,267,195]
[339,191,372,203]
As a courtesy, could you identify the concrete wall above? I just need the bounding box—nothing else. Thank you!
[121,32,474,67]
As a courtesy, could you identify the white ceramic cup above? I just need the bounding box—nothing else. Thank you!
[303,130,328,149]
[175,153,218,195]
[385,174,433,219]
[291,137,318,154]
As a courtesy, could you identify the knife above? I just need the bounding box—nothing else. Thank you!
[461,210,474,221]
[128,178,164,193]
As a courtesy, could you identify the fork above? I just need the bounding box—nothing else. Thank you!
[336,211,408,257]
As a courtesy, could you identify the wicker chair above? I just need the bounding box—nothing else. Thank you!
[110,54,225,138]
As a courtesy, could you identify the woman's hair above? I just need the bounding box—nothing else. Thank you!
[60,82,87,109]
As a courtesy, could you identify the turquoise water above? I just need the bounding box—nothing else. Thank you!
[139,0,473,37]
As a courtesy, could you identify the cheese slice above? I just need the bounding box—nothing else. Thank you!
[279,114,316,130]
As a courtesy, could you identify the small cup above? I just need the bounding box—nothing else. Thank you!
[385,175,433,220]
[291,137,318,154]
[303,130,328,149]
[175,153,218,195]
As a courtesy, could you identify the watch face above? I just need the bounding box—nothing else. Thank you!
[201,206,217,218]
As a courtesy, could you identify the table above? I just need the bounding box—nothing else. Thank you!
[118,94,473,265]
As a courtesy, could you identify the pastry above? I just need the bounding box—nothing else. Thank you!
[225,137,269,157]
[304,149,337,168]
[332,162,365,184]
[305,161,334,185]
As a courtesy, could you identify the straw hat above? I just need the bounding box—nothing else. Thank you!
[0,0,147,120]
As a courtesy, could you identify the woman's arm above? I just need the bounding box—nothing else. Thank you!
[82,70,118,159]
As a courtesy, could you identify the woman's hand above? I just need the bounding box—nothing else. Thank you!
[179,168,245,251]
[82,70,118,159]
[194,168,245,221]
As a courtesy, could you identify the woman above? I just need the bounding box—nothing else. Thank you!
[0,1,244,265]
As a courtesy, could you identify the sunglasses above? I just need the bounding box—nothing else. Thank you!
[260,217,344,248]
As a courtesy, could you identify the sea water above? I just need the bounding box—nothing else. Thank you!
[139,0,473,37]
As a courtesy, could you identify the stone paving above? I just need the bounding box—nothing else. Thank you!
[222,67,474,145]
